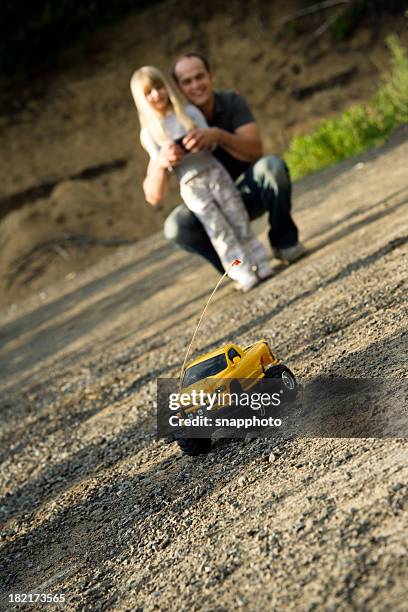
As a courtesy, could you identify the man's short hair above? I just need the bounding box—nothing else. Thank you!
[171,52,211,82]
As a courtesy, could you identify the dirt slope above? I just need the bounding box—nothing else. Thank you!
[0,1,407,307]
[0,132,407,610]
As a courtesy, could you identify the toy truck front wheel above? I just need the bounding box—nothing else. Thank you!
[264,364,298,403]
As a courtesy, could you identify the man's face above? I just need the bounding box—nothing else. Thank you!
[174,57,213,108]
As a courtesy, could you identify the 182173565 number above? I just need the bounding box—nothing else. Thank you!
[9,593,66,603]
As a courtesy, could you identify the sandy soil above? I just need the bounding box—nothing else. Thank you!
[0,128,407,610]
[0,1,407,307]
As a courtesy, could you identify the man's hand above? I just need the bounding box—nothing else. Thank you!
[158,142,185,169]
[182,128,219,153]
[182,124,262,163]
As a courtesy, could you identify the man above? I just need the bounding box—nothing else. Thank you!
[142,52,304,274]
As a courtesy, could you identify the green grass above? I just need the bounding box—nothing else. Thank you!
[285,35,408,180]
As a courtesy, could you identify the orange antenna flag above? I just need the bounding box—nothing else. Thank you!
[179,260,241,388]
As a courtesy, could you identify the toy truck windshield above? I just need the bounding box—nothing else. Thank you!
[182,353,228,387]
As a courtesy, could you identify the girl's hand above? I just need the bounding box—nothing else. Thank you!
[182,128,219,152]
[158,142,185,169]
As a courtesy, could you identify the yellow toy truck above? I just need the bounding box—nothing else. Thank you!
[175,340,297,456]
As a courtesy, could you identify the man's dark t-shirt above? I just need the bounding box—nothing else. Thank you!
[207,90,255,181]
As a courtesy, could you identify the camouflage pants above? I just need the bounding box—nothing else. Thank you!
[180,160,269,280]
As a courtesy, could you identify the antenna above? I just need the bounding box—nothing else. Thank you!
[179,259,241,388]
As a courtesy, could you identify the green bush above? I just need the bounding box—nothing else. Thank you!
[285,35,408,180]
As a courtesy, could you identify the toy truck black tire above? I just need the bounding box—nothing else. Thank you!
[264,364,298,402]
[177,437,212,456]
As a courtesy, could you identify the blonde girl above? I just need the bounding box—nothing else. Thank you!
[130,66,272,292]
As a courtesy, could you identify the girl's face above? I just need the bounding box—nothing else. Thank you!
[145,83,170,115]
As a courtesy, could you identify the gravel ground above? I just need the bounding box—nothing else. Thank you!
[0,133,407,611]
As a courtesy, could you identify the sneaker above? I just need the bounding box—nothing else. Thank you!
[231,272,260,293]
[273,242,306,264]
[256,261,274,280]
[237,274,260,293]
[229,264,260,293]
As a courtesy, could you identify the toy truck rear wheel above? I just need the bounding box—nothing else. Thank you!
[176,437,212,456]
[264,364,297,402]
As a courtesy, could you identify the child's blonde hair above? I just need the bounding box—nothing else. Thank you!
[130,66,195,147]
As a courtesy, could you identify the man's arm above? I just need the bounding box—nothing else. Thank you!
[143,143,185,206]
[215,122,263,162]
[182,122,263,163]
